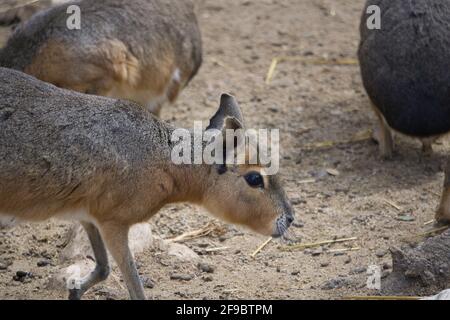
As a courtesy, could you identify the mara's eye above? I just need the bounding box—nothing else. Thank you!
[244,172,264,188]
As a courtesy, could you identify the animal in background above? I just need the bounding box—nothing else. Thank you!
[436,163,450,226]
[0,0,203,116]
[0,67,294,299]
[0,0,66,26]
[358,0,450,158]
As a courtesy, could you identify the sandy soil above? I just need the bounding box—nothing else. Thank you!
[1,0,449,300]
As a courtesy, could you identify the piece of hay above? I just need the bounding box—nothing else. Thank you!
[303,130,372,151]
[204,246,229,253]
[383,199,403,211]
[418,225,450,237]
[166,222,225,243]
[280,237,358,251]
[250,237,273,258]
[327,247,360,254]
[298,178,316,184]
[265,56,359,84]
[326,168,340,176]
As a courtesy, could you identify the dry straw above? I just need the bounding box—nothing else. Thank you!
[265,56,358,84]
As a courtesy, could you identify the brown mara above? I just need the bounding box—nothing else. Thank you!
[0,67,294,299]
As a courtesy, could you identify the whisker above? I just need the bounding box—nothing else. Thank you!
[282,228,299,245]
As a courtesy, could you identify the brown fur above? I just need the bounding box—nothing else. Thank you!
[24,38,173,107]
[0,68,293,299]
[0,0,203,116]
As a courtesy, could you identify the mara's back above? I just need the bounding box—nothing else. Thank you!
[359,0,450,137]
[0,68,172,218]
[0,0,202,113]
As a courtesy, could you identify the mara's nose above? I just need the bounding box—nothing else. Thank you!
[286,214,294,225]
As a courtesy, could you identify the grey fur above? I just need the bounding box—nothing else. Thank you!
[359,0,450,137]
[0,67,294,299]
[1,0,202,75]
[0,68,174,212]
[0,0,58,26]
[0,0,202,115]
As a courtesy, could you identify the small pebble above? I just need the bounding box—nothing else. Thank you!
[197,263,215,274]
[218,235,229,242]
[376,250,387,258]
[141,276,155,289]
[321,277,350,290]
[170,273,193,281]
[37,259,51,267]
[350,267,367,275]
[16,271,29,278]
[383,263,392,270]
[13,271,32,282]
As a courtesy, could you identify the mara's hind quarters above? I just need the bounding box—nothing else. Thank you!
[0,67,293,299]
[0,0,203,116]
[359,0,450,159]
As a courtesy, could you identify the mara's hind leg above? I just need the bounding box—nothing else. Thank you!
[145,77,182,117]
[145,72,183,117]
[436,166,450,225]
[99,222,146,300]
[421,137,438,156]
[68,222,110,300]
[371,104,394,159]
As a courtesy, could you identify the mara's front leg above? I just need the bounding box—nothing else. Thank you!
[436,164,450,225]
[371,103,394,159]
[98,221,146,300]
[421,136,438,156]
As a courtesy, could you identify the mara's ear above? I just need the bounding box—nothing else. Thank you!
[206,94,245,131]
[206,94,246,175]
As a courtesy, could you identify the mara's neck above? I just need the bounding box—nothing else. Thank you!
[165,162,211,205]
[159,125,213,205]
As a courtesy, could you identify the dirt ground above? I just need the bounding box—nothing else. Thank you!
[1,0,449,300]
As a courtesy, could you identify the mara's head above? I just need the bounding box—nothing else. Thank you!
[200,94,295,237]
